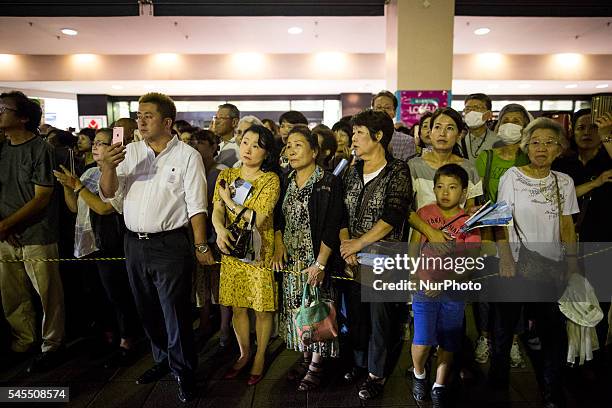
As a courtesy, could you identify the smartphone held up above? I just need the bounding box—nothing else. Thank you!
[112,127,124,146]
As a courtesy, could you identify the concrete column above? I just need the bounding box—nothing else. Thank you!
[386,0,454,124]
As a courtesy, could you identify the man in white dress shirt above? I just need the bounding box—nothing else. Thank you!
[99,92,214,403]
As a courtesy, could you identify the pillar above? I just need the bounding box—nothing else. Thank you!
[386,0,454,125]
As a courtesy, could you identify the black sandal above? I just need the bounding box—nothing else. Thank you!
[297,361,323,392]
[358,376,385,400]
[287,356,311,382]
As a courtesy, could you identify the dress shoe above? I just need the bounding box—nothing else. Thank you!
[136,361,170,384]
[176,375,197,403]
[26,346,65,374]
[103,348,137,368]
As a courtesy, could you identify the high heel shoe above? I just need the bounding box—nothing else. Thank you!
[247,357,266,386]
[224,356,250,379]
[247,374,263,386]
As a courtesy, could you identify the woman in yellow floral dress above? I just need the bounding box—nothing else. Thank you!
[212,124,280,386]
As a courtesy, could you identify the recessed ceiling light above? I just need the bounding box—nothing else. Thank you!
[565,84,578,89]
[111,85,123,90]
[61,28,78,36]
[519,83,531,89]
[473,28,490,35]
[595,84,609,89]
[288,26,303,35]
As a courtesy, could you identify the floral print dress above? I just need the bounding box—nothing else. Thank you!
[280,166,339,357]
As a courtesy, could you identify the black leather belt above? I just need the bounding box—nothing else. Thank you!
[126,228,186,240]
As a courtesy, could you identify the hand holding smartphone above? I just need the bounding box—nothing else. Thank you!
[112,127,124,146]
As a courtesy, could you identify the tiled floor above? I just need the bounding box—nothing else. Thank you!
[1,332,611,407]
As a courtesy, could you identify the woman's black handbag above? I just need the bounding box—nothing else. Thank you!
[223,207,256,260]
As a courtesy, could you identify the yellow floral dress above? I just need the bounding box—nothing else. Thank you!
[214,167,280,312]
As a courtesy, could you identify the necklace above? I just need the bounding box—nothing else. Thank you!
[469,131,488,158]
[241,168,262,180]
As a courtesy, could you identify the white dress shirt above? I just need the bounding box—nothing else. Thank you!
[101,136,207,233]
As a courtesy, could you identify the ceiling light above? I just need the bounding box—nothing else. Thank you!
[73,54,96,63]
[554,53,582,66]
[154,53,178,62]
[519,83,531,89]
[565,84,578,89]
[487,84,499,89]
[111,85,123,90]
[231,52,265,72]
[61,28,78,36]
[595,84,609,89]
[476,53,503,67]
[473,27,490,35]
[0,54,15,63]
[312,52,348,74]
[143,84,156,90]
[288,26,303,35]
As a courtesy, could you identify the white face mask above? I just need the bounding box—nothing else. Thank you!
[498,123,523,144]
[464,111,486,129]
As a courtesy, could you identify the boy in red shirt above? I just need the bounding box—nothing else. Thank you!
[409,163,481,407]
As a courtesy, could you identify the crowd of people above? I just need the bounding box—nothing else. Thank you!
[0,89,611,407]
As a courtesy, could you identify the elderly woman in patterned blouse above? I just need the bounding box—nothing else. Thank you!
[272,125,344,391]
[339,109,412,400]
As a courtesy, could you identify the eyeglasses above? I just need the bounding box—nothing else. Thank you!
[213,116,232,121]
[92,141,110,147]
[527,140,560,148]
[0,106,17,114]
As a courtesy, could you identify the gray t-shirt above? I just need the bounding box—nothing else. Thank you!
[462,127,501,163]
[408,156,483,210]
[0,137,58,245]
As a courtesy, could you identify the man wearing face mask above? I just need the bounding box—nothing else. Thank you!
[462,93,500,162]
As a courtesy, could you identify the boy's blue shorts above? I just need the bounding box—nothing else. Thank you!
[412,293,465,353]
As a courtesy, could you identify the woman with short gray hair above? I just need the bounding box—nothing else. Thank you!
[494,116,579,407]
[519,117,569,153]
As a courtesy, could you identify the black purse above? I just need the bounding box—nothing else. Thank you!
[223,207,256,260]
[514,173,566,284]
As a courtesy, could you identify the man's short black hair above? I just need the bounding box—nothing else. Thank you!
[434,163,469,189]
[218,103,240,119]
[139,92,177,125]
[279,110,308,126]
[0,91,42,133]
[174,119,192,133]
[350,109,394,150]
[78,127,96,142]
[465,93,492,111]
[371,90,398,110]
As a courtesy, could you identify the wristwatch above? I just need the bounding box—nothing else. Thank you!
[314,261,326,271]
[195,243,209,254]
